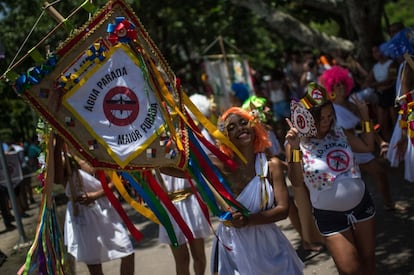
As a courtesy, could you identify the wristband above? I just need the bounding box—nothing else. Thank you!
[289,149,302,163]
[362,121,373,133]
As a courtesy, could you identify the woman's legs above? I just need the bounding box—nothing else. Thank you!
[120,253,135,275]
[188,238,206,275]
[325,230,361,274]
[353,218,376,275]
[293,185,325,251]
[324,218,376,275]
[86,263,104,275]
[170,243,190,275]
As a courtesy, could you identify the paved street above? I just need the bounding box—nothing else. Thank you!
[1,164,413,274]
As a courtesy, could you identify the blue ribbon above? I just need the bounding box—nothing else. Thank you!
[188,130,234,196]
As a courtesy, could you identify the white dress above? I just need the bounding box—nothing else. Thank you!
[158,174,211,245]
[211,153,304,275]
[386,61,414,182]
[64,170,134,265]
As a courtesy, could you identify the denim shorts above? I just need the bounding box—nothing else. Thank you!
[313,190,376,236]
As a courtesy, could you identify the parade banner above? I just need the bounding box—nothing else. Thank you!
[10,0,188,170]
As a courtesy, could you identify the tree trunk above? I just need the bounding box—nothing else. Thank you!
[346,0,385,69]
[231,0,354,53]
[231,0,386,69]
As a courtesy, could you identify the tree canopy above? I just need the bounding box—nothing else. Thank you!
[0,0,412,141]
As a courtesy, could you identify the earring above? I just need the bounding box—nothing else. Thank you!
[329,92,336,100]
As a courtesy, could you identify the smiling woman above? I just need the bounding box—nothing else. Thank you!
[217,107,270,159]
[209,106,304,274]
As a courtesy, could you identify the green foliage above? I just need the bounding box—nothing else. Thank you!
[384,0,414,33]
[310,20,340,37]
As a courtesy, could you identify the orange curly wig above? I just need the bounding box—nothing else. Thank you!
[218,107,271,158]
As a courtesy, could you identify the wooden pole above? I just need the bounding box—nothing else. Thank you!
[43,1,65,23]
[1,1,85,80]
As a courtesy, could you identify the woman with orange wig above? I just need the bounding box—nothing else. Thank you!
[210,107,303,274]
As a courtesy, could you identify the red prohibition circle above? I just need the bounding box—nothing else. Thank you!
[103,86,139,126]
[296,114,306,130]
[326,149,350,172]
[312,89,323,100]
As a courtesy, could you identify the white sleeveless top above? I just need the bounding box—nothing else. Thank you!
[373,59,393,82]
[300,126,361,206]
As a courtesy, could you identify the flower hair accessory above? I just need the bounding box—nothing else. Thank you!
[241,95,268,123]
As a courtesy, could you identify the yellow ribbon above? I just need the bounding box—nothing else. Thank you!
[109,171,159,224]
[144,55,184,152]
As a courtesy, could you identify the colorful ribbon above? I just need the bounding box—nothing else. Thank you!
[20,195,65,275]
[96,170,143,242]
[121,171,179,246]
[187,130,249,216]
[109,171,159,224]
[143,170,195,243]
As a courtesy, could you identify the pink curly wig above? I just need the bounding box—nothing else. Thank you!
[319,66,354,97]
[218,107,271,158]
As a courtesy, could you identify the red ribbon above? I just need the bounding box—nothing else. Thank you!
[185,111,238,171]
[96,170,143,242]
[143,170,195,243]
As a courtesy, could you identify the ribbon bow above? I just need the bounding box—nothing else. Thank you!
[15,67,43,94]
[58,73,79,90]
[86,42,106,63]
[107,17,137,45]
[14,55,58,94]
[15,74,32,94]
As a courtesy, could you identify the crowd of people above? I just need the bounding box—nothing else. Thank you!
[2,22,413,275]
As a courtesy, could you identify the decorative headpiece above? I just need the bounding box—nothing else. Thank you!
[300,82,329,109]
[290,82,329,137]
[241,95,268,123]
